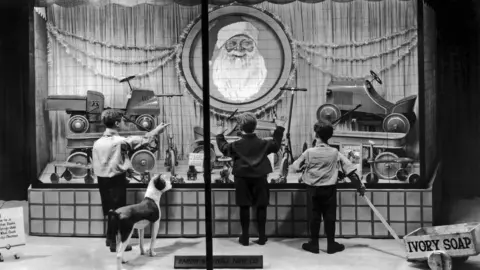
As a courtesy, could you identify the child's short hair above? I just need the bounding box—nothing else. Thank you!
[101,109,123,128]
[237,112,257,133]
[314,121,334,142]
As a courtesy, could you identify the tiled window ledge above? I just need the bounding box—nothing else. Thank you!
[29,188,432,238]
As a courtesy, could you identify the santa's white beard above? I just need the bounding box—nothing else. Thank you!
[212,48,267,102]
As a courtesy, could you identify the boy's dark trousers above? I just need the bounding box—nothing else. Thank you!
[235,176,269,245]
[97,173,128,243]
[306,185,337,246]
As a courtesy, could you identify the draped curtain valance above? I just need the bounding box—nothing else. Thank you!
[35,0,413,7]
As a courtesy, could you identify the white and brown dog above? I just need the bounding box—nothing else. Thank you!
[108,174,172,270]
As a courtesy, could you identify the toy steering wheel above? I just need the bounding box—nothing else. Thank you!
[370,70,383,85]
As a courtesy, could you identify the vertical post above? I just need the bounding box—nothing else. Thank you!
[286,91,295,162]
[417,0,426,188]
[200,1,213,269]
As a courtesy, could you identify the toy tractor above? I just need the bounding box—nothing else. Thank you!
[44,75,163,133]
[317,70,417,134]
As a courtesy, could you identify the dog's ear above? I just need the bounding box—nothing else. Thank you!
[154,175,166,191]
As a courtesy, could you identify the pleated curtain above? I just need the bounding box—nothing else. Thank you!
[44,0,418,161]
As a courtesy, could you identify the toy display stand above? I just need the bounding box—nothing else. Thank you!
[0,244,20,262]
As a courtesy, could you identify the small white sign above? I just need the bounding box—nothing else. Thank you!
[0,207,26,249]
[341,144,363,177]
[189,153,205,172]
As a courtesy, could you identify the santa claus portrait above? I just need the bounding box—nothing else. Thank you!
[206,16,283,104]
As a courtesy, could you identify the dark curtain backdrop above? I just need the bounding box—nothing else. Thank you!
[434,0,480,224]
[0,3,36,201]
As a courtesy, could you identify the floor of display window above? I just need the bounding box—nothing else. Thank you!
[5,236,479,270]
[39,161,407,185]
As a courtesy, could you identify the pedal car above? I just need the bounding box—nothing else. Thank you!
[49,131,158,183]
[44,75,163,133]
[317,70,417,134]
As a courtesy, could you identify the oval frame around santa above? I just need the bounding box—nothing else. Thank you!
[180,5,294,114]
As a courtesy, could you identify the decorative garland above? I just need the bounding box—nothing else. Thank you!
[295,26,417,49]
[298,35,417,62]
[297,38,418,80]
[47,20,174,51]
[47,23,176,65]
[49,28,178,81]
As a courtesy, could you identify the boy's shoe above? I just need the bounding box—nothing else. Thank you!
[106,239,110,247]
[301,241,319,254]
[238,236,249,246]
[327,242,345,254]
[109,244,133,253]
[253,237,268,245]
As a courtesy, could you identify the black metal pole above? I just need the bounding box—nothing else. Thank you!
[287,92,295,162]
[200,1,213,269]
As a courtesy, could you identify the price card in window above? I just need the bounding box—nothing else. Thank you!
[189,153,205,172]
[341,144,363,177]
[0,207,26,249]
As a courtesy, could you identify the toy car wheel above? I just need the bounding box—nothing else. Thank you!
[135,114,155,131]
[174,146,179,166]
[365,172,379,184]
[68,115,89,133]
[374,152,400,180]
[279,157,289,176]
[395,168,408,181]
[131,150,156,174]
[168,149,176,176]
[63,170,73,181]
[193,146,215,170]
[50,173,59,183]
[383,113,410,134]
[316,104,341,124]
[407,173,420,184]
[66,152,90,178]
[164,150,172,171]
[428,250,452,270]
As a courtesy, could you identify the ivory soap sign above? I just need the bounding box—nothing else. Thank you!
[0,207,26,249]
[405,234,476,259]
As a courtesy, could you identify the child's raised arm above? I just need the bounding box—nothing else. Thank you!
[266,126,285,154]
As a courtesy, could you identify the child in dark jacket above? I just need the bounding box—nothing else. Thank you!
[216,112,285,246]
